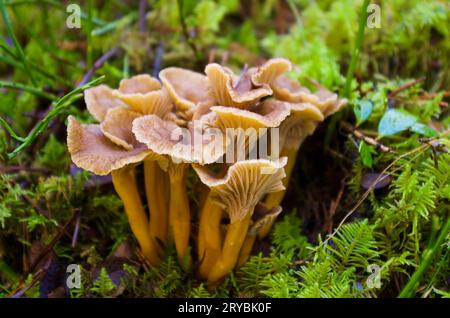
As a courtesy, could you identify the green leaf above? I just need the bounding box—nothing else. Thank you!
[410,123,438,137]
[354,100,373,126]
[378,109,418,136]
[358,141,375,168]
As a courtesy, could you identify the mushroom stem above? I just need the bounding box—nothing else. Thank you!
[144,160,169,248]
[168,164,191,267]
[207,213,252,284]
[198,195,223,279]
[111,167,160,265]
[261,146,298,237]
[237,233,256,268]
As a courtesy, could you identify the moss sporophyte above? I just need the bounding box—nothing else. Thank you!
[67,58,346,284]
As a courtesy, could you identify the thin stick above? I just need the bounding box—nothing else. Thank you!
[139,0,147,32]
[318,143,431,249]
[388,77,426,99]
[78,48,119,87]
[341,122,396,153]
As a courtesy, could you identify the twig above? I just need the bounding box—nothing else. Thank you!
[341,121,396,153]
[152,43,164,78]
[78,48,119,87]
[139,0,147,33]
[0,164,49,174]
[71,212,81,248]
[388,77,426,99]
[26,209,80,276]
[317,143,431,250]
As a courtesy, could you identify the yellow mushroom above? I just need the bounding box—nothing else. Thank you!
[81,77,174,257]
[66,115,161,265]
[237,204,282,267]
[132,114,225,267]
[107,74,174,248]
[193,158,287,284]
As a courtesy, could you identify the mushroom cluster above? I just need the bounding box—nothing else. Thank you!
[67,57,346,284]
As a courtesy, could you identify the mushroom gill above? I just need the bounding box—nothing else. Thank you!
[193,158,287,283]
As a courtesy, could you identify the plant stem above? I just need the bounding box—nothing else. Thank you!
[86,0,94,70]
[0,0,37,86]
[398,216,450,298]
[0,80,57,101]
[6,76,104,159]
[343,0,370,98]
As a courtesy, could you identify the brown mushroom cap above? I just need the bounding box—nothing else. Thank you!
[269,75,347,117]
[207,99,290,132]
[113,74,173,117]
[84,84,127,122]
[251,58,292,87]
[67,116,151,175]
[159,67,213,112]
[205,63,272,109]
[100,108,142,151]
[280,102,324,149]
[132,114,225,165]
[193,158,287,222]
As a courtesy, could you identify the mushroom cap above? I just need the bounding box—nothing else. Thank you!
[159,67,213,112]
[250,58,292,87]
[132,114,225,165]
[205,63,272,109]
[84,84,127,122]
[113,74,173,117]
[281,102,324,149]
[100,107,142,151]
[67,116,151,176]
[249,205,282,235]
[193,158,287,222]
[297,88,347,117]
[208,99,290,132]
[270,75,347,117]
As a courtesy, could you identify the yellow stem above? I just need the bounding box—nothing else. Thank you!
[207,214,251,284]
[260,147,299,239]
[198,195,223,279]
[144,160,169,248]
[111,168,160,265]
[237,234,256,268]
[169,166,191,268]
